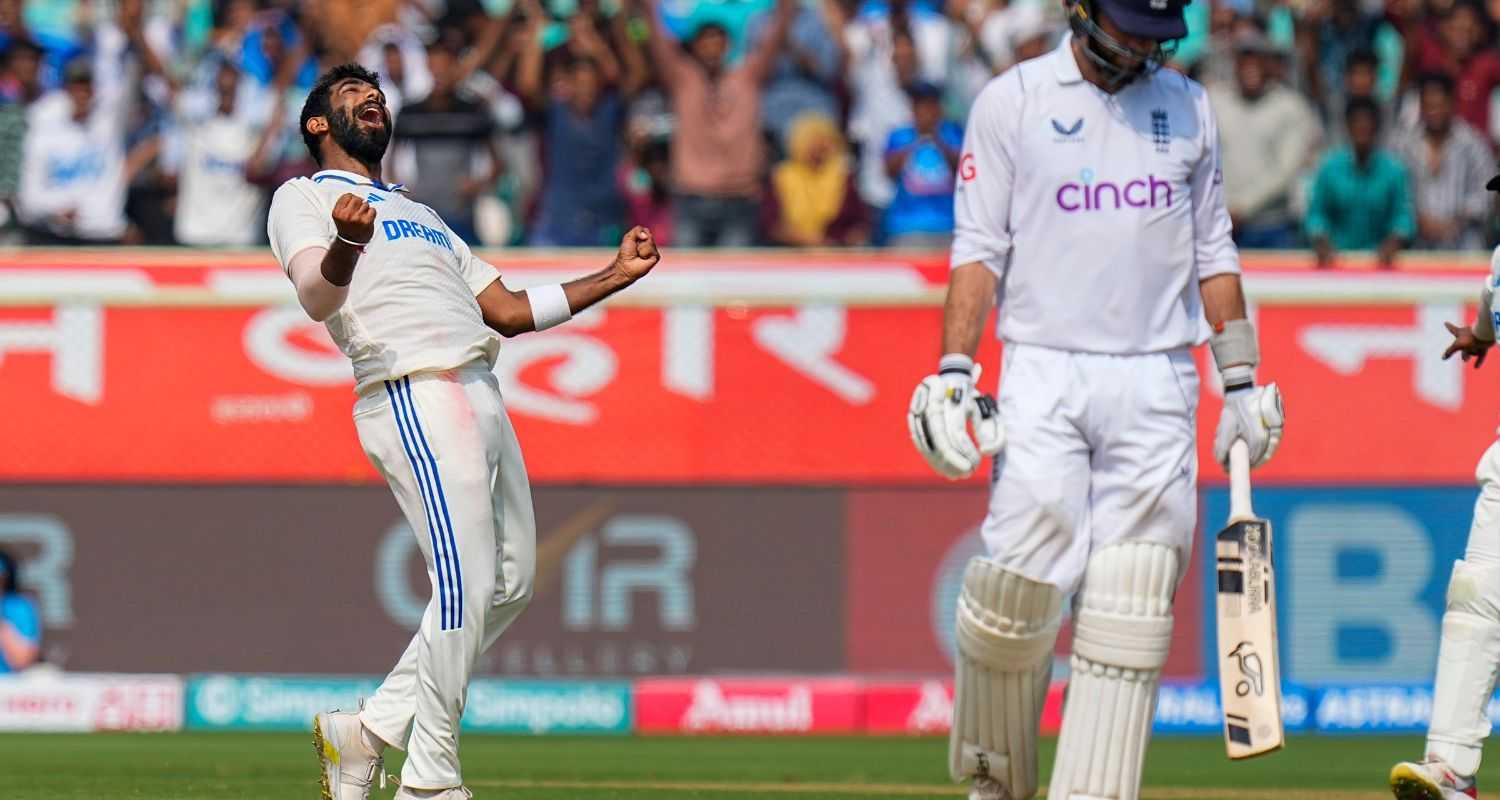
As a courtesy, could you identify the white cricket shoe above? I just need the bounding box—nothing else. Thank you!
[312,710,385,800]
[1390,757,1479,800]
[968,776,1011,800]
[394,786,473,800]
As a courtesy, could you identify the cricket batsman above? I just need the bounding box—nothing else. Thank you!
[1387,177,1500,800]
[906,0,1285,796]
[266,64,660,800]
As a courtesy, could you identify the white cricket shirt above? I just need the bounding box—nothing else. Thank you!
[174,115,265,246]
[17,94,129,240]
[267,169,502,393]
[951,36,1239,354]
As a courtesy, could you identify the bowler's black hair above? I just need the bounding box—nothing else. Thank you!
[299,63,382,165]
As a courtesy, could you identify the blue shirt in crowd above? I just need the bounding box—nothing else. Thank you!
[532,93,626,247]
[0,594,40,673]
[882,122,963,239]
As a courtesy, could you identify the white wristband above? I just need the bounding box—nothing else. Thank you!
[527,283,572,331]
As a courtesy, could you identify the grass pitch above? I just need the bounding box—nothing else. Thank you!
[0,732,1476,799]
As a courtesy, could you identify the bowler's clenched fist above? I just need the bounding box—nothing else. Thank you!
[332,193,377,245]
[614,226,661,280]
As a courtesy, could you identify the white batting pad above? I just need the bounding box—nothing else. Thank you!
[949,557,1065,798]
[1428,559,1500,776]
[1050,542,1178,800]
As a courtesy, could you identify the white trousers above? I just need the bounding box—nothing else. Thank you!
[352,364,536,789]
[1424,440,1500,775]
[982,344,1199,592]
[1463,441,1500,567]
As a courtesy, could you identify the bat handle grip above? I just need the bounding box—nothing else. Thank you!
[1229,438,1253,521]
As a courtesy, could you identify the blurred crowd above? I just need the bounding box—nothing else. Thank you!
[1,0,1498,261]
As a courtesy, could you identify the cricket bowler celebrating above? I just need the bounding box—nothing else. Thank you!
[267,64,660,800]
[1387,177,1500,800]
[907,0,1285,796]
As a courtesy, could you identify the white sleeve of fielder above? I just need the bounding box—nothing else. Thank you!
[950,71,1021,279]
[267,182,347,322]
[1190,86,1240,280]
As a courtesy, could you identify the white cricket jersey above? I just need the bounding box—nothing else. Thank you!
[951,36,1239,354]
[17,95,129,240]
[267,169,502,393]
[174,115,264,246]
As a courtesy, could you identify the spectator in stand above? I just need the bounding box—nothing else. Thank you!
[881,81,960,247]
[833,3,923,236]
[1210,30,1323,248]
[0,0,24,56]
[620,127,674,246]
[0,32,39,102]
[518,14,628,246]
[1298,0,1402,120]
[169,61,283,246]
[764,112,868,247]
[1392,72,1498,249]
[1192,0,1261,92]
[939,0,1002,120]
[1341,48,1396,135]
[0,37,43,225]
[207,0,261,59]
[17,59,155,244]
[391,42,505,245]
[641,0,795,248]
[1409,0,1500,142]
[750,0,842,153]
[1000,4,1063,66]
[1306,96,1416,267]
[0,549,39,673]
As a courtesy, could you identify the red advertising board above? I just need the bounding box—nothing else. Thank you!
[634,678,863,734]
[4,254,1498,484]
[863,680,953,735]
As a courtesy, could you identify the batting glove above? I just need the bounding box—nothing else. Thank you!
[1214,382,1284,468]
[908,354,1004,480]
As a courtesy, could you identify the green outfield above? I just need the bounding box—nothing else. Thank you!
[0,732,1480,799]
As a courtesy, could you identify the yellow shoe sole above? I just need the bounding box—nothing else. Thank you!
[312,714,339,800]
[1391,763,1448,800]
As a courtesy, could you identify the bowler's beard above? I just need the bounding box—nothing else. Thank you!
[328,106,391,167]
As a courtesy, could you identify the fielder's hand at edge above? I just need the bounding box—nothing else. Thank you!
[1443,321,1493,369]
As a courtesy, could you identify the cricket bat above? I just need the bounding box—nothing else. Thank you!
[1215,438,1284,760]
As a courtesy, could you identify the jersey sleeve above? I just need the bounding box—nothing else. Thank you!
[449,225,501,296]
[1189,86,1239,280]
[266,181,334,274]
[950,71,1022,279]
